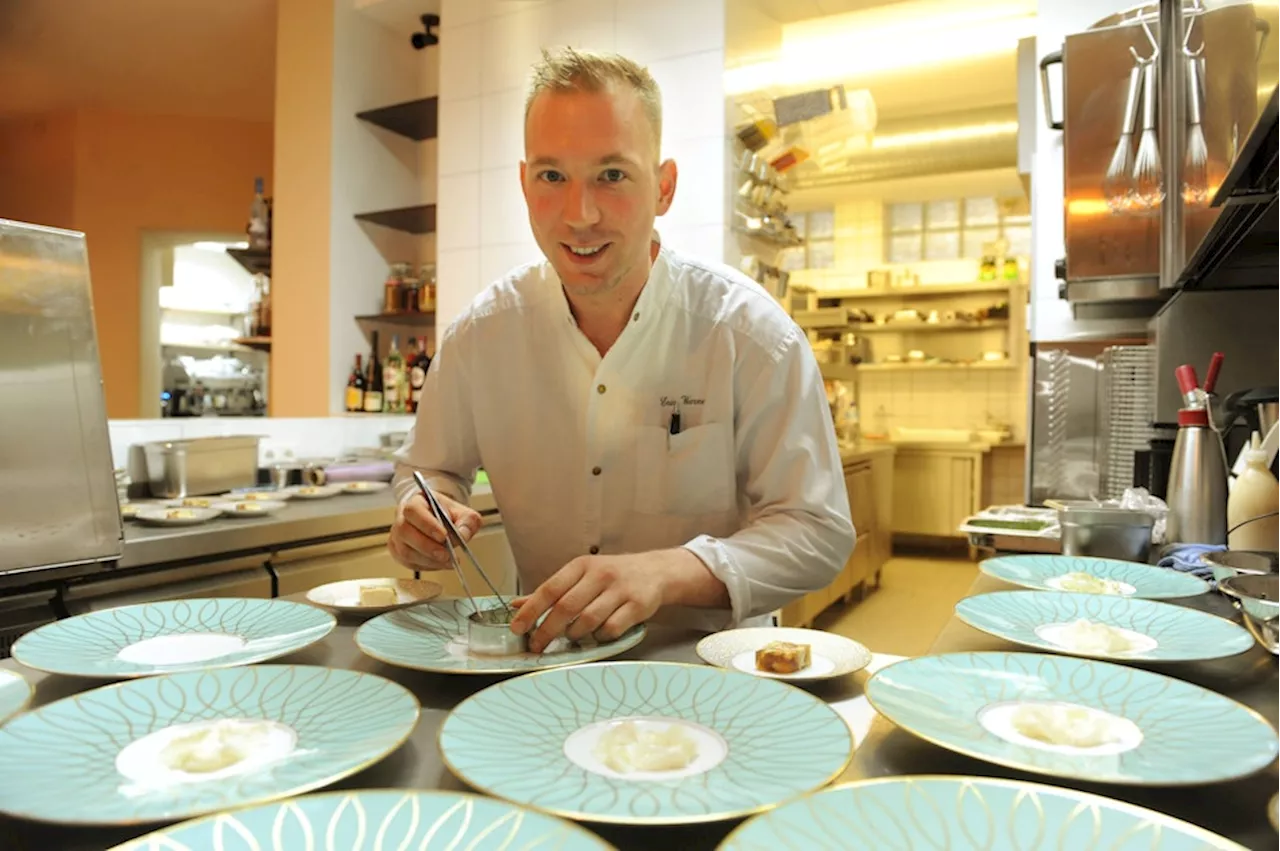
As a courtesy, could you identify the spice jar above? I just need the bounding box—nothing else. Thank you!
[417,263,437,312]
[383,263,408,313]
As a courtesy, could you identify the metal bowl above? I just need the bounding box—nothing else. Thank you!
[467,608,526,656]
[1200,550,1277,584]
[1219,573,1279,655]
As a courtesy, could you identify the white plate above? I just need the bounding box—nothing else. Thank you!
[213,500,287,518]
[285,485,342,500]
[134,507,221,527]
[341,481,390,494]
[695,627,872,681]
[307,577,443,615]
[162,496,221,510]
[220,490,293,502]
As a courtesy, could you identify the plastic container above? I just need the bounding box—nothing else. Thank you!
[1228,431,1279,550]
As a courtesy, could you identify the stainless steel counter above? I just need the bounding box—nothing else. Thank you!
[0,576,1274,850]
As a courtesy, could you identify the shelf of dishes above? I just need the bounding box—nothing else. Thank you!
[816,280,1018,300]
[820,360,1014,380]
[795,305,1010,330]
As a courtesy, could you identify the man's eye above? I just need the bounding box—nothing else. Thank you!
[601,168,626,183]
[539,170,565,183]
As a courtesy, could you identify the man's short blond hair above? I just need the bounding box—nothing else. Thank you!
[525,47,663,153]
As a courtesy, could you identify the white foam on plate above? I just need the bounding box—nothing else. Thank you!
[563,716,728,781]
[731,649,837,678]
[979,700,1144,756]
[1034,622,1159,655]
[115,718,298,797]
[116,633,247,666]
[1045,574,1137,596]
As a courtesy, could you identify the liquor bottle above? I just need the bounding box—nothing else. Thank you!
[408,336,431,412]
[383,334,406,413]
[363,331,384,413]
[345,354,366,413]
[248,177,270,250]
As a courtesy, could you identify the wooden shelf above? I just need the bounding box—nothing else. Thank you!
[226,247,271,276]
[233,336,272,351]
[355,312,436,326]
[160,304,249,316]
[850,319,1009,333]
[821,361,1016,380]
[160,341,259,355]
[354,204,436,235]
[819,281,1016,300]
[357,97,438,141]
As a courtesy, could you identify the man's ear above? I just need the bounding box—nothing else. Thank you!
[519,160,528,203]
[655,159,678,216]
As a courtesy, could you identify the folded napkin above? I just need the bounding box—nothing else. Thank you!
[1156,543,1225,585]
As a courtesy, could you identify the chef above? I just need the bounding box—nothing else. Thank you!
[390,46,853,650]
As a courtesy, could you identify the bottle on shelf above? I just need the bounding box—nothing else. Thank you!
[363,331,385,413]
[248,177,270,250]
[345,354,366,413]
[418,263,436,312]
[383,334,406,414]
[250,273,271,337]
[408,336,432,412]
[383,263,408,314]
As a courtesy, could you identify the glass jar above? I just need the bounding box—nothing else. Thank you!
[417,263,437,312]
[383,264,408,314]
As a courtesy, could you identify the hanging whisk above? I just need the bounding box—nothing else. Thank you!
[1104,59,1144,213]
[1183,11,1210,205]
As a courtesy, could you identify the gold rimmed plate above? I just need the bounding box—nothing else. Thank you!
[307,577,443,615]
[695,627,871,681]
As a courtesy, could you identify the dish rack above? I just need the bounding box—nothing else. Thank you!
[1097,345,1156,501]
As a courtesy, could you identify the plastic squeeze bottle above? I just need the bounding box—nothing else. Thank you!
[1227,431,1279,550]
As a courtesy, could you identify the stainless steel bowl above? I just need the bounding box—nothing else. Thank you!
[468,608,526,656]
[1200,550,1277,584]
[1219,573,1279,655]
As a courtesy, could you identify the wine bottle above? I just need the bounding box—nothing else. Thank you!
[384,334,406,414]
[409,336,431,412]
[363,331,384,413]
[345,354,365,413]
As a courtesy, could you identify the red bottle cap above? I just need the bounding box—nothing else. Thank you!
[1178,407,1209,426]
[1175,364,1199,397]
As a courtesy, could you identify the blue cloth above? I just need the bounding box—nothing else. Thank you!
[1156,543,1225,586]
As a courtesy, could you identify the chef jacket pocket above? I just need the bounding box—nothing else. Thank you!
[634,422,735,516]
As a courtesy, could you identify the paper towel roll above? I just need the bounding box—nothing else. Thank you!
[306,461,395,486]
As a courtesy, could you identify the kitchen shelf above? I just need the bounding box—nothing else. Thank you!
[732,224,802,247]
[233,336,272,351]
[160,304,250,315]
[160,341,258,355]
[354,204,436,235]
[820,361,1016,380]
[356,97,439,141]
[819,281,1017,300]
[849,320,1009,333]
[226,247,271,276]
[355,312,436,326]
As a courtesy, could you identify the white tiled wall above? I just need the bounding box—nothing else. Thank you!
[858,371,1023,439]
[435,0,728,329]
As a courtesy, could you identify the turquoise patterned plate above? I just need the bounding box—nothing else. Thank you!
[980,555,1209,599]
[956,591,1256,662]
[357,596,646,675]
[0,669,31,724]
[718,775,1246,850]
[110,789,614,850]
[0,665,418,826]
[864,652,1277,786]
[12,598,335,679]
[439,661,853,825]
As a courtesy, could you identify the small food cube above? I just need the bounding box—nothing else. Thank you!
[755,640,812,674]
[358,585,397,607]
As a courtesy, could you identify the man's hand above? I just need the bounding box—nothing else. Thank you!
[510,548,728,653]
[388,490,482,570]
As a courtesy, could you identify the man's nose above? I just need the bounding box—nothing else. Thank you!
[563,180,601,229]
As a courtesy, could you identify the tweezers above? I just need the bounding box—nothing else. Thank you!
[411,471,513,616]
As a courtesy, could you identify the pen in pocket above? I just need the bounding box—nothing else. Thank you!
[668,404,681,436]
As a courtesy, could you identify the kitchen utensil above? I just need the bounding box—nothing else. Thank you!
[11,598,335,679]
[110,790,611,851]
[955,590,1254,662]
[1167,403,1229,545]
[1200,549,1277,583]
[1219,573,1279,654]
[1104,59,1143,211]
[695,627,872,681]
[305,577,443,615]
[1183,14,1210,205]
[980,554,1210,599]
[1058,506,1155,561]
[864,652,1278,786]
[1131,54,1164,210]
[142,435,261,498]
[438,661,853,825]
[412,471,511,617]
[0,670,30,726]
[719,776,1248,851]
[355,597,644,675]
[0,665,417,827]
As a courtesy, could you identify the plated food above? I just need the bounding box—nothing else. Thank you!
[214,499,287,518]
[864,652,1277,785]
[955,591,1256,662]
[11,598,335,678]
[133,506,221,527]
[0,669,31,725]
[0,665,418,826]
[718,775,1247,850]
[696,627,871,681]
[166,496,218,509]
[438,661,853,824]
[356,596,644,674]
[980,554,1209,599]
[286,484,341,499]
[306,577,443,615]
[220,489,292,502]
[109,789,613,851]
[341,480,390,494]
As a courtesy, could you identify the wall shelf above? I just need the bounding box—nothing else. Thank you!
[849,320,1009,333]
[225,247,271,276]
[356,97,439,141]
[818,281,1017,301]
[354,204,436,235]
[160,304,250,316]
[233,336,272,351]
[821,361,1016,380]
[160,341,260,355]
[355,312,436,326]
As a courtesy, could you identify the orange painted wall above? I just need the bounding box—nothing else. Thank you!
[72,110,274,417]
[0,111,79,230]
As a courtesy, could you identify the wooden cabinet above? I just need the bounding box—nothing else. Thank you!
[780,451,893,628]
[891,447,984,538]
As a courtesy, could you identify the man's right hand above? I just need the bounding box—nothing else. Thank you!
[388,490,482,570]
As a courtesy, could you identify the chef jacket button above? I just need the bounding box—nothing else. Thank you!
[633,312,640,322]
[589,545,600,555]
[597,384,607,394]
[592,466,602,476]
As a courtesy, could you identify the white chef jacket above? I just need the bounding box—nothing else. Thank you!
[393,245,854,630]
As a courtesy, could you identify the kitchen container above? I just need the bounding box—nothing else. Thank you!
[1058,505,1154,562]
[1219,573,1278,655]
[142,436,261,498]
[467,608,526,656]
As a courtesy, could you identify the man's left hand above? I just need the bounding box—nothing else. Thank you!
[509,549,723,653]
